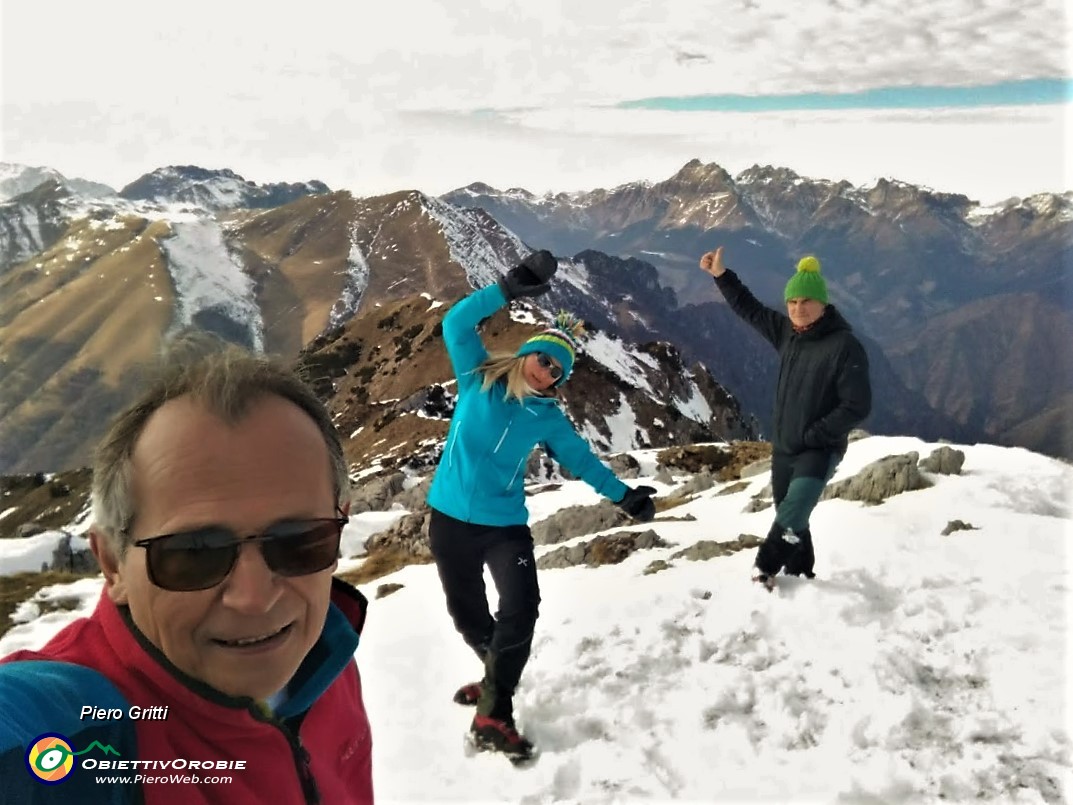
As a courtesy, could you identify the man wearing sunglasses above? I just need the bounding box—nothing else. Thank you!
[0,335,373,803]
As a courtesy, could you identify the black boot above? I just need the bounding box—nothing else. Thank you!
[754,521,797,577]
[783,529,815,578]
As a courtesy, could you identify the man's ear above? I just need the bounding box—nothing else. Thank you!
[90,528,128,604]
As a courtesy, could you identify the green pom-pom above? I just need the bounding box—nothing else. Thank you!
[797,255,821,274]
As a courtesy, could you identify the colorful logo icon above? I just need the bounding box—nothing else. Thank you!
[25,733,76,784]
[24,734,120,784]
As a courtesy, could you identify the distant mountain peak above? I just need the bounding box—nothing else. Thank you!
[0,162,115,203]
[119,165,330,211]
[667,159,734,190]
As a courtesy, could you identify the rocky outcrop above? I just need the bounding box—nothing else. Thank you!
[822,452,932,504]
[49,532,96,573]
[531,502,633,546]
[919,446,966,475]
[537,529,668,569]
[672,534,764,561]
[941,520,977,536]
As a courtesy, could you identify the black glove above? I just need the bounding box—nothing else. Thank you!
[498,249,557,300]
[616,485,656,522]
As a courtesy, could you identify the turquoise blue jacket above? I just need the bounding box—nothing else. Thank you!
[427,284,629,526]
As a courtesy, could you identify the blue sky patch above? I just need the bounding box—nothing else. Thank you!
[617,78,1071,112]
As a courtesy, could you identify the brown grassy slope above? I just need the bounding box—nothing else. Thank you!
[232,189,475,363]
[0,217,173,471]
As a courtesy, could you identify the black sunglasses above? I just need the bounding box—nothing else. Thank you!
[130,512,347,592]
[535,353,563,380]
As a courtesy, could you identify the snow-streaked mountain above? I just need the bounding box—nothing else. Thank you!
[1,158,1069,478]
[119,165,330,211]
[0,175,757,475]
[0,162,115,203]
[443,160,1073,461]
[2,435,1070,802]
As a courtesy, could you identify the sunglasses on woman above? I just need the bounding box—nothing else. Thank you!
[130,512,347,592]
[535,353,562,380]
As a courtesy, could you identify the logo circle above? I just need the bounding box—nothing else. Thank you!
[25,733,75,784]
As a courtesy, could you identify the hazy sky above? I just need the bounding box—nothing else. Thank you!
[1,0,1070,203]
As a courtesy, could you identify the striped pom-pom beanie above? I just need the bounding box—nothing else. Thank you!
[516,311,585,386]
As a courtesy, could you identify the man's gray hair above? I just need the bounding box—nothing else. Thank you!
[92,332,350,558]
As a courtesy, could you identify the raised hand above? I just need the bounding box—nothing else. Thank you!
[699,247,727,278]
[499,249,558,300]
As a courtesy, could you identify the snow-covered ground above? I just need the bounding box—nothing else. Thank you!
[2,435,1071,803]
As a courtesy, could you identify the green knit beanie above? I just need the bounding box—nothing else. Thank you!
[784,255,828,304]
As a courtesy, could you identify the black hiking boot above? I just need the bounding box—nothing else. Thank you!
[783,529,816,578]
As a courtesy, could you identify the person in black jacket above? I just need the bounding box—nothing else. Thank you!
[699,247,871,586]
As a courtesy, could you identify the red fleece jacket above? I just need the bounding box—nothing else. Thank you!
[4,579,373,804]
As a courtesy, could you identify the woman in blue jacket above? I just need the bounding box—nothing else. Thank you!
[427,250,656,760]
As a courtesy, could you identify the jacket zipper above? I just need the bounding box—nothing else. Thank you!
[503,405,541,492]
[493,421,511,453]
[286,730,320,805]
[446,425,460,469]
[506,454,527,492]
[250,706,320,804]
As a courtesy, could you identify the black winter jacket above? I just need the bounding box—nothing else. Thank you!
[713,269,871,456]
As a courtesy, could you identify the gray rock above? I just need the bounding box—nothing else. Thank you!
[676,470,716,496]
[643,559,673,575]
[822,452,931,504]
[717,481,750,497]
[49,532,97,573]
[654,465,675,485]
[537,529,668,570]
[671,534,763,561]
[531,502,631,546]
[919,446,966,476]
[15,521,48,539]
[364,511,432,559]
[391,476,432,512]
[941,519,977,536]
[739,458,771,479]
[350,472,406,513]
[539,543,587,569]
[606,453,641,479]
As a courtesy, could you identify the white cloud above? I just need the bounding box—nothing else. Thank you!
[1,0,1069,202]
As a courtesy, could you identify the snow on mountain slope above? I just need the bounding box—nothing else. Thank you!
[2,436,1069,802]
[158,218,264,350]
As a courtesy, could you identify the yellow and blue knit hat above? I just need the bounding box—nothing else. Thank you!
[784,255,829,304]
[516,311,585,386]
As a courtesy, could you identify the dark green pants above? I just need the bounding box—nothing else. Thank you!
[755,449,841,576]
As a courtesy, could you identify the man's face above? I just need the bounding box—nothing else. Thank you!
[786,297,826,329]
[92,394,339,700]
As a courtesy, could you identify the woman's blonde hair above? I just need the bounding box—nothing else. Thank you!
[475,352,541,402]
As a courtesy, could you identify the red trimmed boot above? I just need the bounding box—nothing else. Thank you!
[453,682,482,706]
[470,714,535,761]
